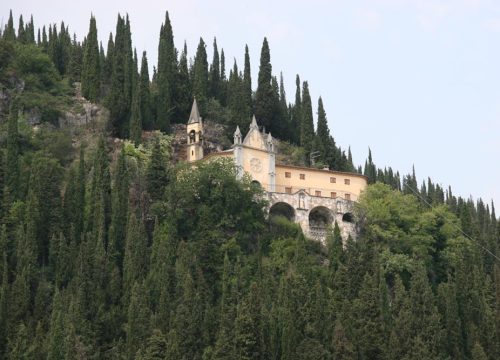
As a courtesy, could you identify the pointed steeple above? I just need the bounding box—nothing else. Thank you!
[188,98,201,124]
[234,126,242,145]
[249,115,258,130]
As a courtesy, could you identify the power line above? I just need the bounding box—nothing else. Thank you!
[404,184,500,263]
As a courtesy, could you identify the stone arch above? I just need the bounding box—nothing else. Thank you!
[309,206,333,229]
[269,202,295,222]
[342,212,354,223]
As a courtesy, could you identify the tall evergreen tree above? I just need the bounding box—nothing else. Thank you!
[81,15,100,102]
[193,37,209,114]
[301,81,315,163]
[243,44,253,116]
[173,42,192,122]
[255,38,280,135]
[209,37,221,101]
[129,82,142,145]
[107,14,134,137]
[157,12,177,131]
[3,10,15,41]
[139,51,153,130]
[5,100,19,203]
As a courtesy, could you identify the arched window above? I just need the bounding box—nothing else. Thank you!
[189,130,196,143]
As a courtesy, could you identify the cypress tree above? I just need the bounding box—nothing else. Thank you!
[108,14,134,137]
[157,12,176,131]
[17,15,26,43]
[235,282,264,360]
[139,51,153,130]
[301,81,315,163]
[123,211,148,298]
[209,37,221,101]
[290,74,302,145]
[5,100,19,203]
[255,37,279,134]
[81,15,100,102]
[67,35,83,83]
[219,48,227,106]
[243,44,252,115]
[129,82,142,145]
[126,281,151,359]
[109,146,130,269]
[3,10,15,41]
[193,37,209,114]
[174,42,192,122]
[146,136,170,202]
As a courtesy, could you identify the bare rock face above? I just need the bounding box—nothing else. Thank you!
[171,120,230,161]
[58,83,106,129]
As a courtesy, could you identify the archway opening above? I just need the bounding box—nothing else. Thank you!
[269,202,295,222]
[309,206,333,229]
[342,212,353,223]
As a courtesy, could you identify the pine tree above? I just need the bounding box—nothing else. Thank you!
[157,12,177,131]
[123,211,148,298]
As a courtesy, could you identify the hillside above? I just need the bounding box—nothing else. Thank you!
[0,10,499,360]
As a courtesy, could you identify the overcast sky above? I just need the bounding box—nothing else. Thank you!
[2,0,500,209]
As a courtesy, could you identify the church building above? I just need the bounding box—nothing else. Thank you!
[185,99,368,242]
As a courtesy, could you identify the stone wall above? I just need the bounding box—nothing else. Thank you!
[267,190,357,245]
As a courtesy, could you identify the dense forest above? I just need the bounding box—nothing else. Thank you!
[0,9,499,360]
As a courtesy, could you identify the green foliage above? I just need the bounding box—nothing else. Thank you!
[81,16,100,102]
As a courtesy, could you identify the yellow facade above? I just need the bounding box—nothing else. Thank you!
[187,101,368,202]
[274,165,366,202]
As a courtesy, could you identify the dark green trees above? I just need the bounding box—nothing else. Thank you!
[301,81,314,163]
[157,12,176,131]
[255,38,280,136]
[193,37,209,114]
[81,16,100,102]
[107,14,134,137]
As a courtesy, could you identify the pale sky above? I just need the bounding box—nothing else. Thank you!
[2,0,500,209]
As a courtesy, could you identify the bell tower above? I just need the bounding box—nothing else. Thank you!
[187,98,204,162]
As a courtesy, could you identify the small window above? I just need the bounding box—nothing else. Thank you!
[344,179,350,185]
[315,190,321,197]
[285,172,291,178]
[191,150,194,156]
[300,174,305,180]
[345,193,351,200]
[330,177,336,183]
[285,187,292,194]
[331,192,337,198]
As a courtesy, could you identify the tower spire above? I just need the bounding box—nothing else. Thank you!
[188,98,201,124]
